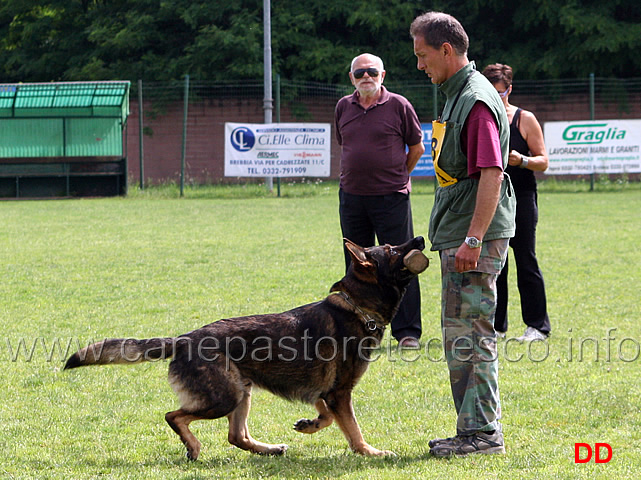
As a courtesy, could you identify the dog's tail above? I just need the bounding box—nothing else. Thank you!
[64,337,178,370]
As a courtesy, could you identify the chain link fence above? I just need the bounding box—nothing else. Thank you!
[128,77,641,185]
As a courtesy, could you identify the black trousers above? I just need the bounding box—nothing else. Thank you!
[339,189,422,340]
[496,190,550,334]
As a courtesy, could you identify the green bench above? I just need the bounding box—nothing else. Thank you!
[0,156,126,198]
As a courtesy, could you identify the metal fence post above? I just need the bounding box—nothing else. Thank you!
[275,74,281,197]
[263,0,274,192]
[138,79,144,190]
[180,74,190,197]
[590,73,595,191]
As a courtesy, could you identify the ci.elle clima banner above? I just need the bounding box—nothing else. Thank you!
[224,122,331,178]
[543,120,641,175]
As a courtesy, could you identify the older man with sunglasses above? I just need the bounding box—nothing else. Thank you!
[335,53,425,348]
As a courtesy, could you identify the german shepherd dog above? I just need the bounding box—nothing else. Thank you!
[64,237,429,459]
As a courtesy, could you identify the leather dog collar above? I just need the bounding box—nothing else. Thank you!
[330,291,386,332]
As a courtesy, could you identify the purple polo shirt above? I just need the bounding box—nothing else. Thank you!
[335,86,423,195]
[462,101,504,178]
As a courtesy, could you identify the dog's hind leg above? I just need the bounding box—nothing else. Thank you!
[227,389,288,455]
[294,398,335,434]
[165,410,204,461]
[166,358,244,460]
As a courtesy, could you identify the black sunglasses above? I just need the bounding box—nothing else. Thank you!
[352,68,380,79]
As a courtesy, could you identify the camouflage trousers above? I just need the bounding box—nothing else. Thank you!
[439,238,509,435]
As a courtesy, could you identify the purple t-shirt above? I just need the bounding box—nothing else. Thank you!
[335,86,423,195]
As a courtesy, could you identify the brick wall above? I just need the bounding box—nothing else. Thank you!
[127,96,342,185]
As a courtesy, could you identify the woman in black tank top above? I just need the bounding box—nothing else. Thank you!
[481,63,551,341]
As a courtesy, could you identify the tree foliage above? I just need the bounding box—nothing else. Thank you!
[0,0,639,83]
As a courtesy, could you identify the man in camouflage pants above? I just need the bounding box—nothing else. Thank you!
[440,241,509,437]
[411,12,516,456]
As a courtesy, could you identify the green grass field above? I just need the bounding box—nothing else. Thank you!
[1,180,640,479]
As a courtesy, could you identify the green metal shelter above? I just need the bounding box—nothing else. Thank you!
[0,81,130,198]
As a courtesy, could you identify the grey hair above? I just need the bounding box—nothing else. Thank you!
[350,53,384,72]
[410,12,469,56]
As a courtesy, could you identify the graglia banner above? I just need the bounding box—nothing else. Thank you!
[544,119,641,175]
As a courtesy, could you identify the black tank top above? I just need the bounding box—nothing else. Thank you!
[506,108,537,192]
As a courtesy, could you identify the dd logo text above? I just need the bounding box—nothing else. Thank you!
[574,443,612,464]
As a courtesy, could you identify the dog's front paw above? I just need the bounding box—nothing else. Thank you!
[259,444,288,456]
[274,444,288,456]
[294,418,319,434]
[379,449,397,457]
[357,445,397,457]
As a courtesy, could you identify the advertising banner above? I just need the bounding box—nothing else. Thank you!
[224,122,331,177]
[411,123,435,177]
[544,120,641,175]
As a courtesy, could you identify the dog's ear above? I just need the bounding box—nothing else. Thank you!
[344,238,373,268]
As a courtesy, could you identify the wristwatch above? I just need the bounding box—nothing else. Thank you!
[465,236,482,249]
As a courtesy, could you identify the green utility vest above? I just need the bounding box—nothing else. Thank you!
[429,62,516,251]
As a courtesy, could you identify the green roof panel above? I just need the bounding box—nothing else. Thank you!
[0,81,130,121]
